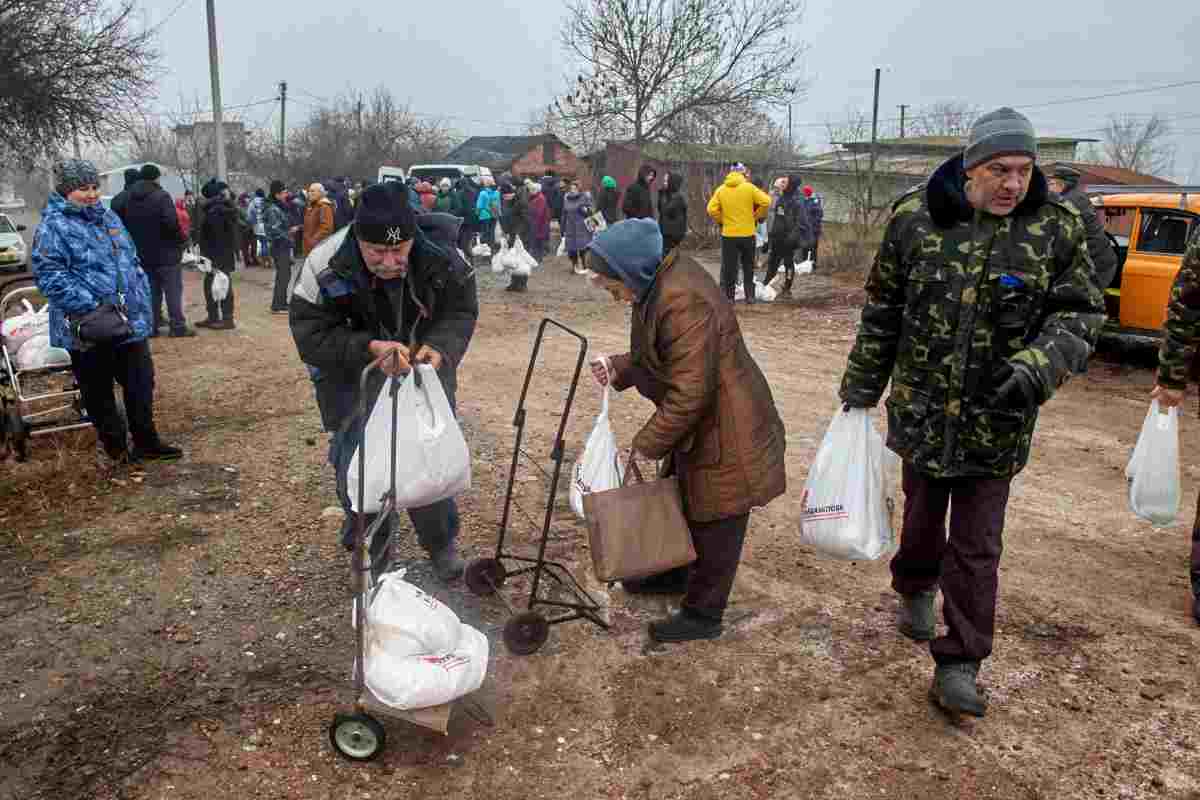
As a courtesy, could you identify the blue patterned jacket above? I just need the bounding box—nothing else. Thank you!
[32,193,153,351]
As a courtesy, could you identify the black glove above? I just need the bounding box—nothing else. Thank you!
[989,362,1039,411]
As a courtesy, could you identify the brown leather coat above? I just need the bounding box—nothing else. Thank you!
[303,198,335,255]
[609,253,786,522]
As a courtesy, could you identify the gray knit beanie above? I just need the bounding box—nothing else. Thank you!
[963,107,1037,169]
[53,158,100,197]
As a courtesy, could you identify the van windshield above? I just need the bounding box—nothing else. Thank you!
[409,168,464,184]
[0,217,14,234]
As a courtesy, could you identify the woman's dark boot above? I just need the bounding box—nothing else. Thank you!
[648,610,722,643]
[505,274,528,292]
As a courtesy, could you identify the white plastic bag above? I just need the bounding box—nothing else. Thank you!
[796,253,814,275]
[2,299,48,354]
[733,280,773,302]
[491,239,508,274]
[556,237,567,257]
[800,408,896,560]
[15,335,70,370]
[364,622,488,710]
[1127,399,1180,525]
[512,238,538,271]
[570,383,623,519]
[211,269,230,301]
[347,364,472,513]
[365,570,462,657]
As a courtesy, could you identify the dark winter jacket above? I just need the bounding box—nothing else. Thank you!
[199,197,239,272]
[1060,187,1118,290]
[540,175,563,219]
[622,165,657,220]
[32,193,153,351]
[501,184,529,238]
[658,173,688,245]
[839,155,1105,479]
[289,214,479,432]
[121,180,187,268]
[452,179,480,226]
[806,194,824,238]
[561,191,594,253]
[769,179,814,251]
[597,185,621,225]
[263,198,291,243]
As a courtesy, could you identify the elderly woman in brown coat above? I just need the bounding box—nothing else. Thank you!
[588,218,787,643]
[302,182,335,256]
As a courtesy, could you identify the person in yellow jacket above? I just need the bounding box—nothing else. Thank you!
[707,164,772,304]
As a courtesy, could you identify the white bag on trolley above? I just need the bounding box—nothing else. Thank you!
[361,571,488,710]
[1126,399,1180,526]
[346,364,471,513]
[799,407,898,560]
[570,382,623,520]
[211,268,230,301]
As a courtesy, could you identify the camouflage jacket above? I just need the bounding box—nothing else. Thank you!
[1157,236,1200,390]
[839,156,1105,478]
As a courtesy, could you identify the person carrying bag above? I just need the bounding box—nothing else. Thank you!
[585,219,786,643]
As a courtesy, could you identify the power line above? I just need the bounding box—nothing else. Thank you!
[148,0,195,32]
[1015,80,1200,111]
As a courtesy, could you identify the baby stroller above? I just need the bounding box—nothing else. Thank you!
[0,277,93,460]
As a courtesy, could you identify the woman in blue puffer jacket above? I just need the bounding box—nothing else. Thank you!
[32,159,181,466]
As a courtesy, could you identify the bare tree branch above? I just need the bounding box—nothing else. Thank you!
[1099,114,1175,177]
[0,0,159,166]
[556,0,806,145]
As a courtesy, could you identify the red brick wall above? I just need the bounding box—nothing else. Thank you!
[510,145,592,186]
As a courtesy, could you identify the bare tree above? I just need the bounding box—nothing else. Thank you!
[556,0,805,145]
[1100,114,1175,177]
[908,101,980,138]
[0,0,159,166]
[245,87,461,185]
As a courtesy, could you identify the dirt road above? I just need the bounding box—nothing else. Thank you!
[2,254,1198,800]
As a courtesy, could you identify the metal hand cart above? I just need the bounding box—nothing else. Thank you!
[0,277,93,460]
[329,351,490,762]
[463,318,610,655]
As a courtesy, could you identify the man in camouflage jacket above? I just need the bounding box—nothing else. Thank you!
[839,108,1105,718]
[1150,234,1200,625]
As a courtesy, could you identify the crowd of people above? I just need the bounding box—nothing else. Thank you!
[24,103,1200,727]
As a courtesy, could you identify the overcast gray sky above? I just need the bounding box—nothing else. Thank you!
[141,0,1200,180]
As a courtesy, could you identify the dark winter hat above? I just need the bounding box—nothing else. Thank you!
[255,188,265,198]
[140,163,162,182]
[964,107,1037,169]
[123,167,141,188]
[269,179,286,196]
[1050,164,1082,191]
[53,158,100,196]
[200,179,219,200]
[354,182,417,245]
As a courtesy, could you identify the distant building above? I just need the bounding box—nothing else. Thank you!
[443,134,588,180]
[793,135,1101,223]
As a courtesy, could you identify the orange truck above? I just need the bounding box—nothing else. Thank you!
[1088,185,1200,345]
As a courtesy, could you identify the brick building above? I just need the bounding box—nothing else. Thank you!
[443,134,589,182]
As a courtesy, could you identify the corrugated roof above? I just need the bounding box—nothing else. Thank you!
[1047,161,1175,187]
[443,135,566,167]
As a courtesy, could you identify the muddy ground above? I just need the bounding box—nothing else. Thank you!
[2,251,1198,800]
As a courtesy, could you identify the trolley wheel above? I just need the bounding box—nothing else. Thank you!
[464,558,506,596]
[328,713,386,762]
[503,611,550,655]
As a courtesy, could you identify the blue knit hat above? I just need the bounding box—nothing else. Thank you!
[53,159,100,196]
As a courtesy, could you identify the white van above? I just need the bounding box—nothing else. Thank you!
[98,163,189,205]
[377,166,406,184]
[406,164,493,184]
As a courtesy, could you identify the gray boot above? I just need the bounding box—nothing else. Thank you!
[431,545,465,582]
[929,662,987,717]
[898,589,937,641]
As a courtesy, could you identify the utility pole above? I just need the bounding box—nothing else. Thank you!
[206,0,226,180]
[279,81,288,163]
[866,67,881,217]
[898,104,909,139]
[71,123,81,158]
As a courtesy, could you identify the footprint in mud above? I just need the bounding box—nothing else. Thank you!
[142,461,240,513]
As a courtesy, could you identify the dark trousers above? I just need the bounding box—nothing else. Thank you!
[810,238,819,269]
[662,234,683,255]
[1190,492,1200,596]
[763,242,796,289]
[457,222,477,254]
[567,250,589,270]
[330,423,459,559]
[891,463,1013,665]
[647,513,749,622]
[270,240,292,310]
[720,236,757,302]
[480,219,497,249]
[203,267,235,321]
[71,339,158,457]
[241,234,258,266]
[148,263,185,333]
